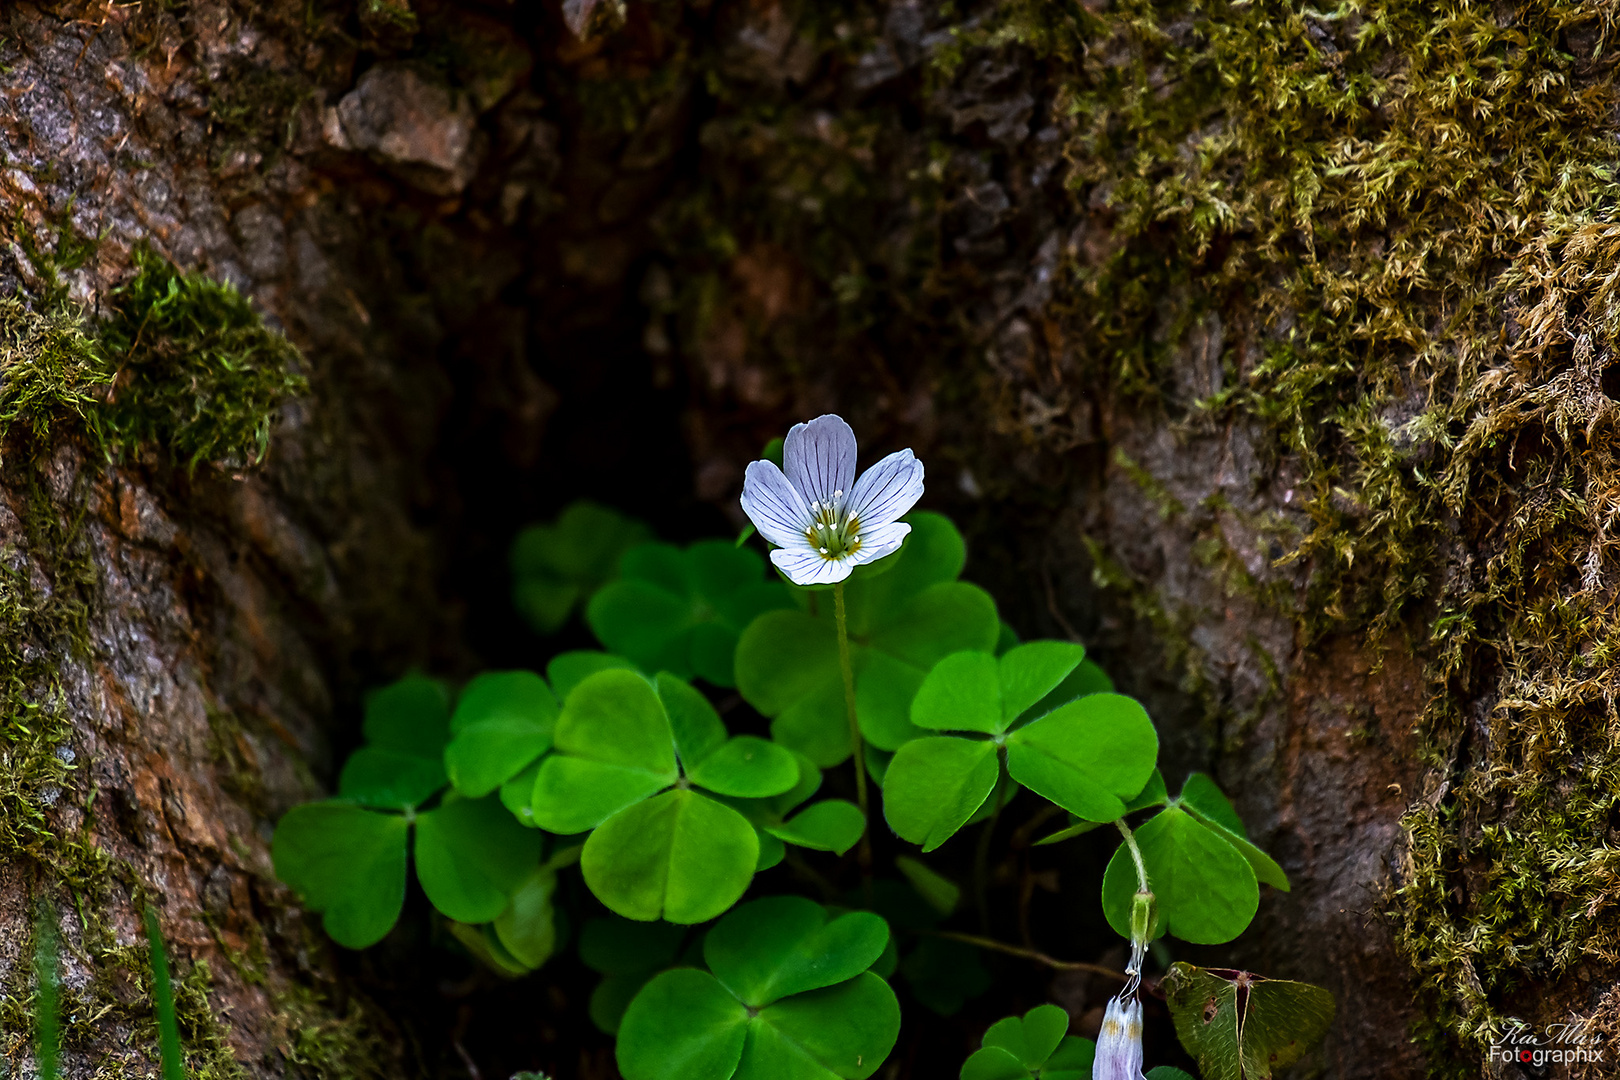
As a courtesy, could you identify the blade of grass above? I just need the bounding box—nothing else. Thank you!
[34,903,59,1080]
[143,905,185,1080]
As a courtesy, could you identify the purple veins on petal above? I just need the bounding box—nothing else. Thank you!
[783,414,858,509]
[740,460,814,548]
[738,413,926,587]
[846,449,925,527]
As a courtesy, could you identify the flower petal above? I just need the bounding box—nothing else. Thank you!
[770,545,852,586]
[845,521,910,568]
[783,414,858,507]
[741,460,813,548]
[846,449,924,528]
[1094,995,1145,1080]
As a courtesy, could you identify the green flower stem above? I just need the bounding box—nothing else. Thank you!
[928,930,1127,981]
[832,581,872,873]
[1115,818,1150,894]
[783,849,840,903]
[1115,818,1152,990]
[973,764,1009,931]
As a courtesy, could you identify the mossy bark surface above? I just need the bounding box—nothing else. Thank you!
[4,1,1618,1078]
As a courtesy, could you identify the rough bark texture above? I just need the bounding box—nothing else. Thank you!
[4,1,1618,1079]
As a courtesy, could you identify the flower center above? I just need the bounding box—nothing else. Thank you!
[804,491,862,562]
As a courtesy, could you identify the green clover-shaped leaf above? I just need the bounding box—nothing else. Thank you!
[492,858,568,969]
[1101,774,1288,945]
[582,790,761,923]
[883,737,1000,851]
[959,1004,1096,1080]
[275,676,547,951]
[1101,805,1256,944]
[1180,771,1248,835]
[588,540,792,687]
[766,800,866,855]
[1018,657,1114,723]
[883,645,1157,850]
[533,671,799,922]
[912,642,1086,736]
[1035,769,1168,846]
[444,671,558,798]
[447,847,572,979]
[272,803,409,949]
[546,650,643,700]
[415,795,545,924]
[511,501,650,633]
[280,675,454,947]
[617,897,900,1080]
[273,793,539,949]
[338,675,451,809]
[720,753,866,860]
[1002,693,1158,823]
[1162,962,1334,1080]
[704,896,890,1006]
[735,513,1000,766]
[532,669,680,833]
[581,916,691,1033]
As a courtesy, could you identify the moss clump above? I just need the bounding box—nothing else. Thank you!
[97,247,307,470]
[0,298,114,449]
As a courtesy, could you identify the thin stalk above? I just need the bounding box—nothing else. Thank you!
[1115,818,1150,894]
[783,849,840,903]
[144,906,185,1080]
[34,903,59,1080]
[973,763,1009,932]
[929,930,1128,981]
[832,581,872,874]
[1114,818,1151,994]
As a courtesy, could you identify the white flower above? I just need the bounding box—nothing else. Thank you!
[1093,994,1146,1080]
[740,414,924,586]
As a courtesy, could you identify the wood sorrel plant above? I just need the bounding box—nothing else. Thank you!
[271,415,1336,1080]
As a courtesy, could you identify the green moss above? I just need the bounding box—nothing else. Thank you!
[206,65,311,167]
[0,297,114,448]
[12,202,99,308]
[271,981,392,1080]
[96,247,308,471]
[0,482,98,873]
[360,0,419,35]
[173,959,248,1080]
[0,243,313,1075]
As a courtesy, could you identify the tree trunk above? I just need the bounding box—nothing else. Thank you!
[5,1,1615,1079]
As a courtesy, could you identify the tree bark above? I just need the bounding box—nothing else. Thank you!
[4,2,1614,1079]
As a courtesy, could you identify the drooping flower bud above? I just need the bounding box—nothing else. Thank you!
[1127,889,1155,981]
[1092,993,1146,1080]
